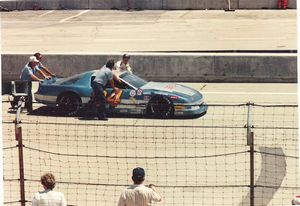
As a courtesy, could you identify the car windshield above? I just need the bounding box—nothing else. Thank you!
[119,72,148,88]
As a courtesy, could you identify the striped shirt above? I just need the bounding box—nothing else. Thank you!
[118,184,161,206]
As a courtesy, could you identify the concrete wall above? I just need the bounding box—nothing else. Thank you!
[2,53,296,89]
[0,0,296,10]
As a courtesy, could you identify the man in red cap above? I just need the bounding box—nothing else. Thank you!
[118,167,161,206]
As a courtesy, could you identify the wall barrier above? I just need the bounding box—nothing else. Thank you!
[0,0,297,11]
[2,53,297,93]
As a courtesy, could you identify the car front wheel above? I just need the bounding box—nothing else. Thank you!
[146,95,174,119]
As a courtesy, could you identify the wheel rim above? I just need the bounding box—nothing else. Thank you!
[58,95,80,115]
[149,96,173,118]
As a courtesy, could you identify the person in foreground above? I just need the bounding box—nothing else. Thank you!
[32,173,67,206]
[118,167,162,206]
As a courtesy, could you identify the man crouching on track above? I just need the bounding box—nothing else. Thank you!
[92,59,119,121]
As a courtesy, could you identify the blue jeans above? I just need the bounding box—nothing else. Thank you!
[92,82,106,117]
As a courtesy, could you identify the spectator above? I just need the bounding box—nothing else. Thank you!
[278,0,287,9]
[118,167,161,206]
[114,54,132,74]
[126,0,132,10]
[92,59,119,120]
[20,56,45,112]
[32,173,67,206]
[34,52,56,77]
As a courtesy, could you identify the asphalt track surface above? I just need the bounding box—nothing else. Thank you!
[2,83,298,206]
[1,10,296,53]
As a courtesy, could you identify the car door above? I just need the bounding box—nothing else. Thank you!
[105,79,145,114]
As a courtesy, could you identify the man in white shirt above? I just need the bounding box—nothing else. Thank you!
[115,54,132,74]
[32,173,67,206]
[118,167,162,206]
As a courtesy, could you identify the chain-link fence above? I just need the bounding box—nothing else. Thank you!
[2,101,299,206]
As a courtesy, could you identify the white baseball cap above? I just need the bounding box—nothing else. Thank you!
[28,56,39,63]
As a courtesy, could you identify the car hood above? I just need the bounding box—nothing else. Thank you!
[141,82,201,98]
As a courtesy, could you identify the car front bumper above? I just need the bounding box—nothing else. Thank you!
[174,101,208,116]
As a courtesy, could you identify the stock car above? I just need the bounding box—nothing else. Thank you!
[34,71,208,118]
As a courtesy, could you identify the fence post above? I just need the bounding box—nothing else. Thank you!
[246,102,254,206]
[14,97,26,206]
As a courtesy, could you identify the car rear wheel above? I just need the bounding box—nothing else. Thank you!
[146,95,174,119]
[57,93,81,116]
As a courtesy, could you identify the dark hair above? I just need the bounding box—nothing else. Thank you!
[34,52,41,58]
[132,176,145,184]
[41,173,56,190]
[122,54,130,59]
[106,59,115,69]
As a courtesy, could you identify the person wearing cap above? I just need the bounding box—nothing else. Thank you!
[114,54,132,74]
[34,52,56,77]
[20,56,49,112]
[32,173,67,206]
[92,59,119,120]
[118,167,161,206]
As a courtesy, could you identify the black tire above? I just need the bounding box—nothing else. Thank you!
[10,97,20,109]
[57,93,82,116]
[146,95,174,119]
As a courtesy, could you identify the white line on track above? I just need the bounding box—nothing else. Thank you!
[38,10,54,17]
[202,91,297,95]
[59,10,90,23]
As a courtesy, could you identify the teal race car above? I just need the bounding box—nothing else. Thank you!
[34,71,208,118]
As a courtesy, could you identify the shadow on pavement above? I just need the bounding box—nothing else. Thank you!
[239,147,287,206]
[15,106,205,120]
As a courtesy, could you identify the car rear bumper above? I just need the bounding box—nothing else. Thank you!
[34,93,57,105]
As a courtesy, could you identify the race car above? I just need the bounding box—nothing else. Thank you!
[34,71,208,118]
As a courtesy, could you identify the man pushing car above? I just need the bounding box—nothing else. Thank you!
[92,59,120,121]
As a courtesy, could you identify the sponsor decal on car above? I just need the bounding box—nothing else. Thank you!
[129,90,136,97]
[130,97,137,104]
[137,89,143,96]
[164,84,176,91]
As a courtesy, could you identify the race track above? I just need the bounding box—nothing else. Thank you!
[2,83,298,206]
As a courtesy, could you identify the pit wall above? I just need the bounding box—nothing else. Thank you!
[0,0,297,10]
[2,53,296,84]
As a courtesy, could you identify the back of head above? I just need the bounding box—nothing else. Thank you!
[106,59,115,69]
[33,52,42,60]
[41,173,56,190]
[132,167,145,184]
